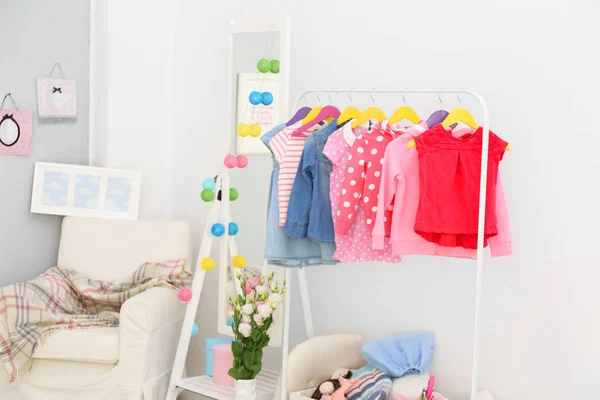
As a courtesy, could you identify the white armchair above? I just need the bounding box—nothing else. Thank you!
[0,216,191,400]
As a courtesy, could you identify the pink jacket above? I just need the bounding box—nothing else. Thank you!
[373,126,512,258]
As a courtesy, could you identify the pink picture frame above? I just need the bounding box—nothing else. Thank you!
[0,108,32,155]
[37,77,77,118]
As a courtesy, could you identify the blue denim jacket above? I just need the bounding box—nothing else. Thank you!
[284,119,339,244]
[262,124,338,267]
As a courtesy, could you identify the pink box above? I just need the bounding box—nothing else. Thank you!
[213,343,234,387]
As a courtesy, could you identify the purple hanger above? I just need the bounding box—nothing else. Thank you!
[286,106,312,126]
[426,110,458,129]
[292,105,340,137]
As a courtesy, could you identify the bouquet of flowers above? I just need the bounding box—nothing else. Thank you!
[227,269,286,380]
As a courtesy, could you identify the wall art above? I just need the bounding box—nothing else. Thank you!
[0,93,32,156]
[37,63,77,118]
[31,162,142,220]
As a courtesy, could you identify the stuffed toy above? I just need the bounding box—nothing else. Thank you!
[311,371,353,400]
[321,375,358,400]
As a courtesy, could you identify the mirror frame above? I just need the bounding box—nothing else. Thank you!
[227,18,291,155]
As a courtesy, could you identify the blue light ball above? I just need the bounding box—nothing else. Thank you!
[228,222,239,236]
[249,91,262,105]
[191,323,199,337]
[261,92,274,105]
[211,223,225,237]
[202,178,215,190]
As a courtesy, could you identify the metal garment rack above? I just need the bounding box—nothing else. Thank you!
[283,88,491,400]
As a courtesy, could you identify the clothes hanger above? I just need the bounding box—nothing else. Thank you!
[301,91,326,125]
[407,94,510,150]
[286,95,312,126]
[350,89,387,129]
[426,93,451,127]
[292,105,340,136]
[388,93,420,125]
[337,90,363,125]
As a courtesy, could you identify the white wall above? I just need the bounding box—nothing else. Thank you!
[172,1,600,399]
[90,0,176,220]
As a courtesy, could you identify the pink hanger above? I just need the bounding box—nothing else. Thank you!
[292,105,340,136]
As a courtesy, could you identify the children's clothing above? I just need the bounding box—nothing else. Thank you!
[374,123,512,257]
[285,119,339,244]
[334,121,398,235]
[270,122,322,226]
[413,124,508,249]
[262,124,338,267]
[324,123,401,263]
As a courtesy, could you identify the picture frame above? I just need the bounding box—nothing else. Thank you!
[31,162,141,220]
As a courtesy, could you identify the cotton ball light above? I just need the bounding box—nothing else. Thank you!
[191,323,199,337]
[211,223,225,237]
[261,92,274,106]
[270,60,280,74]
[178,288,192,302]
[201,257,215,271]
[201,189,214,202]
[224,154,237,168]
[248,124,261,137]
[229,188,239,201]
[257,58,271,73]
[202,178,215,190]
[237,123,250,137]
[228,222,239,236]
[236,155,248,168]
[249,91,262,105]
[232,255,246,269]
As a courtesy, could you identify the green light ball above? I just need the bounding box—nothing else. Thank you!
[201,189,214,202]
[257,58,271,73]
[270,60,280,74]
[229,188,239,201]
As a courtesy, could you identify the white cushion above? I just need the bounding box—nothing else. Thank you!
[33,327,119,364]
[391,372,430,399]
[57,217,191,280]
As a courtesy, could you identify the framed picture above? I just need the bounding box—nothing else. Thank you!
[37,77,77,118]
[31,162,141,220]
[0,93,32,156]
[236,72,281,155]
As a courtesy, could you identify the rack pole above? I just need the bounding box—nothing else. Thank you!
[284,88,489,400]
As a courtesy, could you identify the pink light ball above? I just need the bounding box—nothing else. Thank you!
[178,288,193,302]
[236,155,248,168]
[224,154,237,168]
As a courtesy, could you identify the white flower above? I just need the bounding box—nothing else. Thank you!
[269,281,277,291]
[255,285,268,295]
[241,303,254,315]
[257,303,273,318]
[239,322,252,338]
[226,306,234,317]
[270,302,278,310]
[268,293,283,305]
[253,313,264,326]
[242,314,252,323]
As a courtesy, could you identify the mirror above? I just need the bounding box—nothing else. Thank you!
[217,19,290,347]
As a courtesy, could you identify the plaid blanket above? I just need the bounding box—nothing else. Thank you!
[0,259,191,382]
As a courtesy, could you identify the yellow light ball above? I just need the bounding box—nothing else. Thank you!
[237,123,250,137]
[201,257,215,271]
[232,255,246,269]
[248,124,261,137]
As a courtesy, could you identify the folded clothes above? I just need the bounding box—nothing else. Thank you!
[361,332,435,378]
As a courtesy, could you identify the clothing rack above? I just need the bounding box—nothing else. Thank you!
[281,88,491,400]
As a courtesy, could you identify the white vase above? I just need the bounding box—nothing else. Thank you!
[235,378,257,400]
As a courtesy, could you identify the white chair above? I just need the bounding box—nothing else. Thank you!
[0,216,191,400]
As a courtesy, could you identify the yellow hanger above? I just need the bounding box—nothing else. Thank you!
[388,106,420,125]
[338,106,363,125]
[442,107,479,129]
[407,107,511,150]
[351,106,387,128]
[302,106,323,125]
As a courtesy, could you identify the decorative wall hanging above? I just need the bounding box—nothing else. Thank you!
[0,93,33,156]
[36,63,77,118]
[31,162,142,220]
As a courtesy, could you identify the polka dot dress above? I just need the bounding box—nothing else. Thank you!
[323,125,400,263]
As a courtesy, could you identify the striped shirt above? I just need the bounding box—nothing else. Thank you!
[270,122,321,226]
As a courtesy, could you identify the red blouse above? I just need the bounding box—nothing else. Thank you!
[413,124,508,249]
